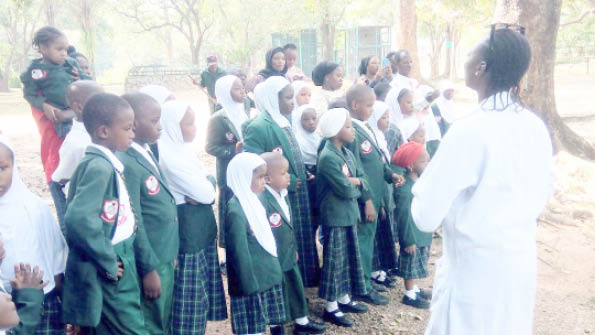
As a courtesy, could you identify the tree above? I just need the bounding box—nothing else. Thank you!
[301,0,349,62]
[68,0,102,75]
[393,0,421,79]
[495,0,595,159]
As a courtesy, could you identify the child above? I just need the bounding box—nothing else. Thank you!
[51,80,104,230]
[207,75,248,249]
[259,152,326,335]
[344,84,403,305]
[158,101,227,334]
[244,76,320,288]
[292,81,312,110]
[225,152,286,335]
[62,93,144,334]
[284,44,305,82]
[316,108,369,327]
[139,84,175,161]
[391,142,432,309]
[118,92,179,335]
[400,118,426,145]
[368,102,398,288]
[21,26,92,138]
[373,82,391,102]
[432,80,456,136]
[0,136,68,334]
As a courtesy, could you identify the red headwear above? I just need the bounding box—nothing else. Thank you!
[392,141,425,168]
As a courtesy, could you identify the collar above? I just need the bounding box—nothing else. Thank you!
[265,185,288,199]
[351,118,374,138]
[88,143,124,173]
[130,141,151,155]
[479,91,516,111]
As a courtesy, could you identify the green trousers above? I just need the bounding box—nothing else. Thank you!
[141,261,175,335]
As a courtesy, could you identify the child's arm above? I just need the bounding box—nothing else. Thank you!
[19,71,46,111]
[64,163,119,281]
[225,208,260,295]
[205,116,237,159]
[10,264,47,335]
[242,122,267,154]
[396,191,417,250]
[318,155,361,200]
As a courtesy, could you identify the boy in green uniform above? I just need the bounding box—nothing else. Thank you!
[344,84,404,306]
[62,93,145,334]
[119,92,179,335]
[259,152,326,335]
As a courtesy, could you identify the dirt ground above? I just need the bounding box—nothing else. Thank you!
[0,72,594,335]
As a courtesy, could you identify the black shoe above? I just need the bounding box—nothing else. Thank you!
[293,320,326,335]
[372,276,396,289]
[417,288,432,301]
[338,301,368,314]
[371,281,388,292]
[402,295,430,309]
[387,268,399,277]
[270,325,285,335]
[322,310,353,327]
[356,289,389,306]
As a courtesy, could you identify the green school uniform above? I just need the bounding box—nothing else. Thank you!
[62,146,144,333]
[225,196,283,297]
[10,288,44,335]
[345,122,395,290]
[394,175,432,249]
[118,147,179,335]
[259,188,308,321]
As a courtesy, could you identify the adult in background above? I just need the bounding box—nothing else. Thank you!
[193,55,226,115]
[310,61,344,115]
[356,55,391,88]
[245,47,288,93]
[411,26,554,335]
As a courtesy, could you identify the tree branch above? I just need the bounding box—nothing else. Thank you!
[560,8,595,28]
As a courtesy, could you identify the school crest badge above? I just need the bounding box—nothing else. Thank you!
[100,199,119,223]
[360,140,372,154]
[31,69,46,80]
[269,212,282,228]
[272,147,284,155]
[341,163,351,177]
[225,132,235,142]
[145,175,161,196]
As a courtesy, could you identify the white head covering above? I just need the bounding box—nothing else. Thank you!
[139,85,173,105]
[226,153,277,257]
[291,104,321,165]
[263,76,292,128]
[253,82,267,113]
[0,136,67,294]
[291,80,309,109]
[437,80,456,123]
[215,75,248,140]
[385,87,405,127]
[399,118,422,142]
[318,108,349,138]
[158,101,215,205]
[370,101,391,160]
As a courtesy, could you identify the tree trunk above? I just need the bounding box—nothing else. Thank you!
[443,23,452,78]
[45,0,56,25]
[495,0,595,160]
[394,0,421,79]
[320,15,335,61]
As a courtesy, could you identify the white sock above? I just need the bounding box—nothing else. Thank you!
[413,285,420,293]
[337,294,351,304]
[371,271,381,279]
[295,316,309,326]
[378,271,387,281]
[405,289,417,300]
[326,301,344,317]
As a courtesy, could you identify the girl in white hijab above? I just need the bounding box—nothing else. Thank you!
[139,85,174,106]
[435,80,456,124]
[291,80,312,111]
[263,76,293,128]
[291,104,321,166]
[253,82,267,114]
[0,136,68,333]
[215,75,248,141]
[369,101,391,161]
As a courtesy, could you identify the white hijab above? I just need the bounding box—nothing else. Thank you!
[385,87,405,127]
[139,85,173,105]
[254,82,267,113]
[226,153,277,257]
[436,80,456,123]
[215,75,248,140]
[291,80,309,110]
[400,118,422,143]
[318,108,349,138]
[0,136,67,294]
[291,104,321,165]
[158,101,215,205]
[263,76,292,128]
[370,101,391,161]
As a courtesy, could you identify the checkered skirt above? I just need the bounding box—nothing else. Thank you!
[396,246,430,279]
[318,225,367,301]
[230,284,286,334]
[170,245,227,335]
[283,128,320,287]
[373,212,399,271]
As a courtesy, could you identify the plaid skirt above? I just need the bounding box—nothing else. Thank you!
[230,284,286,334]
[373,212,399,271]
[396,246,430,279]
[170,244,227,335]
[318,225,367,301]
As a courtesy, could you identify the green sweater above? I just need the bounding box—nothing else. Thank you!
[393,174,433,248]
[206,109,243,188]
[10,288,45,335]
[259,188,297,272]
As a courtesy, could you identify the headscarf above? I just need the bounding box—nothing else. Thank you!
[253,82,267,113]
[258,47,287,79]
[318,108,349,138]
[291,80,309,110]
[139,85,173,105]
[400,117,421,142]
[312,61,339,86]
[158,101,215,205]
[0,136,67,294]
[263,76,292,128]
[436,80,456,123]
[215,75,248,140]
[392,141,425,168]
[226,153,277,257]
[291,104,321,165]
[369,101,391,161]
[385,87,406,127]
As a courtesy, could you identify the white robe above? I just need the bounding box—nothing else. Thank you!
[411,92,554,335]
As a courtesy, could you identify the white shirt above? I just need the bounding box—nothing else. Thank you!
[265,185,290,223]
[411,92,554,335]
[421,109,442,142]
[51,120,90,183]
[390,73,419,91]
[131,142,158,173]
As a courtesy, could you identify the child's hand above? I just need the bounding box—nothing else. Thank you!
[348,177,360,186]
[392,173,405,187]
[307,172,315,181]
[117,261,124,280]
[42,103,59,122]
[295,179,302,190]
[235,141,243,153]
[404,244,417,255]
[364,200,376,222]
[296,251,299,261]
[0,239,5,265]
[184,196,199,206]
[70,67,80,80]
[142,270,162,299]
[10,263,48,290]
[379,207,387,221]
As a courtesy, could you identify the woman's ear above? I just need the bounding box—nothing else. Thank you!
[475,61,487,77]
